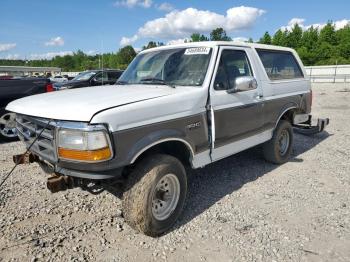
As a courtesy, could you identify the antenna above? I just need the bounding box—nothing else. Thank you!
[101,40,104,85]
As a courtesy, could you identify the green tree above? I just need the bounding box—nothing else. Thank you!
[272,29,286,46]
[116,45,136,69]
[142,41,158,50]
[142,41,165,50]
[259,31,272,44]
[336,25,350,60]
[190,33,209,42]
[319,22,338,45]
[286,24,303,48]
[210,28,231,41]
[301,26,319,50]
[297,46,316,66]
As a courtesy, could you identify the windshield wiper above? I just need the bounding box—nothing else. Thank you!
[140,77,176,88]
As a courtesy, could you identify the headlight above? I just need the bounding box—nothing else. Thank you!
[57,128,112,162]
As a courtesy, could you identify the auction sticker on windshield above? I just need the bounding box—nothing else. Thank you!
[184,47,210,55]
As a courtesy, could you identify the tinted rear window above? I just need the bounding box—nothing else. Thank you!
[108,71,122,81]
[257,49,303,80]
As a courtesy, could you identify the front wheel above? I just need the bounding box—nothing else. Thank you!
[0,109,18,142]
[122,154,187,237]
[263,120,293,164]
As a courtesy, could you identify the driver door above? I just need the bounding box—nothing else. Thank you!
[210,47,264,161]
[91,72,108,86]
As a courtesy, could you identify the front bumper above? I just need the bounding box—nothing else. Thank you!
[55,166,123,180]
[13,151,124,180]
[15,114,124,180]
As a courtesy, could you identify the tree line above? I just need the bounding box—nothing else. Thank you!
[0,22,349,71]
[257,22,350,65]
[0,47,137,71]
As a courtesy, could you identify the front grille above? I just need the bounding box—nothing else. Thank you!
[16,114,57,163]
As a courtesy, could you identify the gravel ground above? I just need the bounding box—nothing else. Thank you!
[0,83,349,262]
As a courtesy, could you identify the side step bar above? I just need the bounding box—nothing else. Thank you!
[293,115,329,135]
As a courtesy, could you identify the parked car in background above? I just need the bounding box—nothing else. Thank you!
[0,77,54,141]
[62,74,75,81]
[50,75,68,83]
[0,75,13,80]
[54,69,123,90]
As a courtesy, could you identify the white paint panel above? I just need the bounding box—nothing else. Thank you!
[192,150,211,168]
[91,86,208,132]
[6,85,177,122]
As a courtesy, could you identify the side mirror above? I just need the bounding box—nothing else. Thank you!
[227,76,257,93]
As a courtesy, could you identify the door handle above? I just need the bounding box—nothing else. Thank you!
[256,95,263,99]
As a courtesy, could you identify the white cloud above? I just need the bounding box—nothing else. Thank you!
[280,18,306,31]
[232,37,249,42]
[120,6,265,45]
[157,2,174,12]
[333,19,350,30]
[29,51,73,60]
[86,50,97,55]
[166,38,190,45]
[281,18,350,31]
[134,47,142,53]
[44,36,64,46]
[0,53,20,60]
[114,0,152,8]
[120,35,139,46]
[0,43,17,52]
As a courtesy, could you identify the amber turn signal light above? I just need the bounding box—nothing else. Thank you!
[58,147,112,162]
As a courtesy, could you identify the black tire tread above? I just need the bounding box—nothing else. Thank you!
[263,120,293,164]
[122,154,186,236]
[0,108,18,142]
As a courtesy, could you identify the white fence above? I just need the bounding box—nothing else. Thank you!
[305,65,350,83]
[0,66,61,77]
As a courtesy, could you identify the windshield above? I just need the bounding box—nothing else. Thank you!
[73,71,96,81]
[118,47,212,86]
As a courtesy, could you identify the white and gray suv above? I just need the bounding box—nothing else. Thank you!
[7,41,327,236]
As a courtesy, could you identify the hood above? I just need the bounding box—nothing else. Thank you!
[6,84,177,122]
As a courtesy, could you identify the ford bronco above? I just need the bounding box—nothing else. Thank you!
[6,42,328,236]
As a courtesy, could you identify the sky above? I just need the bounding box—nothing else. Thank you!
[0,0,349,60]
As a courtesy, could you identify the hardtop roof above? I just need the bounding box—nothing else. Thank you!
[140,41,295,54]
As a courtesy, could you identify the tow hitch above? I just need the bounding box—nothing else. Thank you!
[11,153,106,194]
[47,175,75,193]
[13,152,38,164]
[293,115,329,135]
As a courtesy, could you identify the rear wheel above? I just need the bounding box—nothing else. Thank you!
[263,120,293,164]
[122,154,187,237]
[0,109,17,142]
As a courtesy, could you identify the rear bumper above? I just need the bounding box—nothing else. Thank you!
[293,114,329,135]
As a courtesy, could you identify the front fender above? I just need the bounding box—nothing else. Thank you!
[127,129,194,164]
[112,113,209,167]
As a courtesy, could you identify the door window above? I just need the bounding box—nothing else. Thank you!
[94,72,108,82]
[107,71,122,82]
[214,50,253,90]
